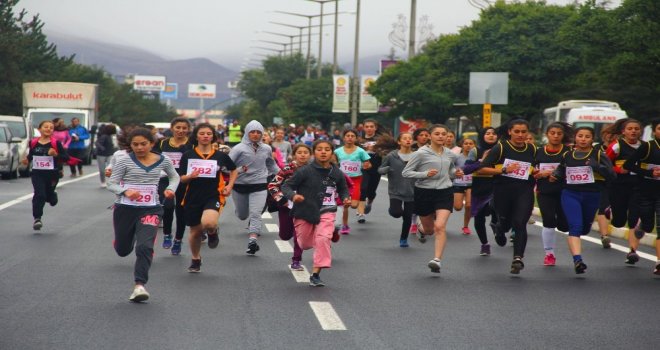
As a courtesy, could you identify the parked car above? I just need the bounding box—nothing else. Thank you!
[0,115,31,177]
[0,123,21,179]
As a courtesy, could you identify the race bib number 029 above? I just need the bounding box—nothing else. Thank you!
[120,184,158,206]
[187,159,217,178]
[32,156,55,170]
[340,160,361,174]
[502,159,531,180]
[162,152,182,169]
[566,166,595,184]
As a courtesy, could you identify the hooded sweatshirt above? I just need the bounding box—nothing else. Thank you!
[229,120,280,192]
[401,145,457,190]
[378,150,415,201]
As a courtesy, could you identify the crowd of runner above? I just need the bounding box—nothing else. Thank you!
[23,116,660,302]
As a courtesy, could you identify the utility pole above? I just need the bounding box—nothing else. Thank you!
[350,0,361,126]
[408,0,417,59]
[333,0,339,74]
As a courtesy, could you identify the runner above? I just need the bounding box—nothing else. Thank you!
[153,117,193,255]
[94,124,117,187]
[412,128,430,152]
[453,138,476,235]
[106,127,179,302]
[478,120,538,274]
[359,119,387,222]
[25,120,70,230]
[378,133,416,247]
[445,130,461,154]
[268,144,312,270]
[271,127,293,162]
[550,127,615,274]
[605,119,645,264]
[533,122,571,266]
[281,140,350,286]
[334,129,371,234]
[623,118,660,274]
[229,120,280,255]
[595,128,615,248]
[179,123,237,273]
[402,124,462,273]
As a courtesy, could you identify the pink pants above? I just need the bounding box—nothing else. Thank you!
[293,212,336,268]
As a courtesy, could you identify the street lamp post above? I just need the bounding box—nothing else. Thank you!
[409,0,417,59]
[308,0,335,78]
[333,0,339,74]
[351,0,361,126]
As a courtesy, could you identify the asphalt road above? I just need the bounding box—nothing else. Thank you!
[0,167,658,350]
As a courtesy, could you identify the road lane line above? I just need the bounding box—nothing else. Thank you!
[265,223,279,233]
[290,265,310,283]
[532,221,656,262]
[274,239,293,253]
[308,302,347,331]
[261,212,272,219]
[0,172,99,212]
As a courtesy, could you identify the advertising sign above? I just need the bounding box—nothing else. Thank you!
[332,75,350,113]
[133,75,166,92]
[160,83,178,100]
[188,84,216,99]
[359,75,379,113]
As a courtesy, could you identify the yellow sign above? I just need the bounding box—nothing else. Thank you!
[483,103,492,128]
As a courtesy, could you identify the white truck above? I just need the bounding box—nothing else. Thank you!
[23,82,98,164]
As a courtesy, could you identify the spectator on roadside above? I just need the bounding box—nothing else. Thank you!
[68,117,90,177]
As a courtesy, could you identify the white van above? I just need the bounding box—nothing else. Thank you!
[0,115,31,177]
[566,107,628,141]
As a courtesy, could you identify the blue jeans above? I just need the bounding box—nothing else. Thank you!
[561,189,600,237]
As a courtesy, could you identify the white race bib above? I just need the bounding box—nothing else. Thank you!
[340,160,361,174]
[120,184,158,206]
[502,159,531,180]
[538,162,559,172]
[454,174,472,186]
[566,166,595,184]
[322,186,336,206]
[644,163,659,181]
[162,152,182,169]
[32,156,55,170]
[187,159,217,178]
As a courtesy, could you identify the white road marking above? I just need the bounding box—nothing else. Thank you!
[308,302,347,331]
[0,172,99,212]
[261,212,272,219]
[532,222,656,262]
[265,223,279,233]
[290,264,310,283]
[274,239,293,253]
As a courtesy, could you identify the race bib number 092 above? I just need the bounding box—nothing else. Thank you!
[566,166,595,184]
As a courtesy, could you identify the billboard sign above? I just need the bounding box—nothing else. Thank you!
[160,83,178,100]
[359,75,379,113]
[188,84,216,99]
[133,75,166,92]
[332,75,350,113]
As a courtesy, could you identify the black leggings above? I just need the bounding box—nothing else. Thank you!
[637,184,659,237]
[68,148,85,173]
[473,200,497,245]
[493,182,534,258]
[537,192,568,232]
[609,183,640,228]
[360,167,381,202]
[31,171,59,219]
[158,177,186,240]
[389,199,415,240]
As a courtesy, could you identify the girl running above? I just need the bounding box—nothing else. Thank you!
[453,138,476,235]
[281,140,351,286]
[605,119,645,264]
[533,122,571,266]
[623,119,660,274]
[179,123,237,273]
[402,124,462,273]
[478,120,538,274]
[550,127,615,274]
[25,120,70,230]
[412,128,430,152]
[106,128,179,302]
[378,133,416,247]
[359,119,387,222]
[153,117,193,255]
[268,144,312,270]
[595,128,615,248]
[334,129,371,234]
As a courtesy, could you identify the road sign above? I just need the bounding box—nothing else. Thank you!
[483,103,492,128]
[160,83,178,100]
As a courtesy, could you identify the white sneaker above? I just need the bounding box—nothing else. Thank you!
[100,182,106,188]
[428,259,441,273]
[129,285,150,302]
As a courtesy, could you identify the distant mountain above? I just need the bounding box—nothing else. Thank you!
[47,31,239,109]
[340,54,400,75]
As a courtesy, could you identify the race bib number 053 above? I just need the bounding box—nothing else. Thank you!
[120,184,158,206]
[187,159,218,178]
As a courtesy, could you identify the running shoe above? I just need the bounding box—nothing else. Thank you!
[339,225,351,235]
[33,219,42,231]
[409,223,418,235]
[654,263,660,276]
[207,228,219,249]
[603,206,612,220]
[100,182,106,188]
[331,226,340,243]
[399,239,409,248]
[162,234,173,249]
[462,227,472,235]
[188,258,202,273]
[48,191,58,206]
[309,275,325,287]
[494,231,506,247]
[509,233,515,243]
[171,239,182,256]
[480,244,491,256]
[574,260,587,274]
[543,253,556,266]
[364,200,373,214]
[633,225,645,240]
[600,235,611,249]
[246,240,260,255]
[428,259,441,273]
[129,285,150,303]
[290,261,304,271]
[357,214,366,224]
[625,251,639,265]
[418,230,427,243]
[510,258,524,274]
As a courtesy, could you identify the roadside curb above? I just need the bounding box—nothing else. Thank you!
[532,207,656,248]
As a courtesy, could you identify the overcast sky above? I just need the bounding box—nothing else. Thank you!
[18,0,621,70]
